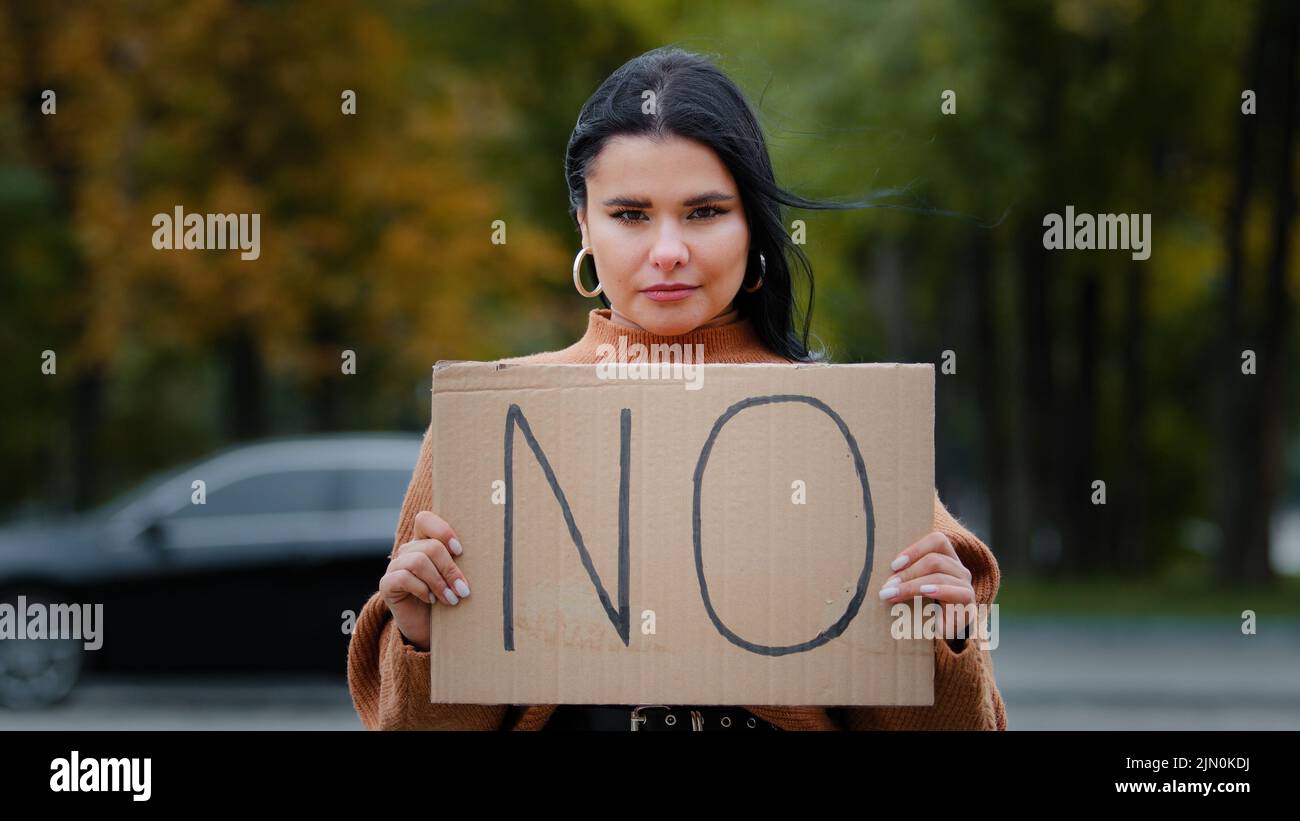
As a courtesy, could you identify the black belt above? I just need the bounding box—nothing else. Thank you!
[542,704,781,732]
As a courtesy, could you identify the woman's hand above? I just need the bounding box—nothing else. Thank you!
[877,531,975,649]
[379,511,471,651]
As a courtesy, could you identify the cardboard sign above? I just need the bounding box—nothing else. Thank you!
[429,362,935,705]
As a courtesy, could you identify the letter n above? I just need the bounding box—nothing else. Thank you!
[502,404,631,650]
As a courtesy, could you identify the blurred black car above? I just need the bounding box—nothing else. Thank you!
[0,433,420,708]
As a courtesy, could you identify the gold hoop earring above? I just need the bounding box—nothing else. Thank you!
[573,246,602,298]
[744,251,766,293]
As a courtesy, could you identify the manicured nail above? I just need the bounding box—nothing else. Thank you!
[443,588,459,605]
[454,579,470,598]
[920,584,938,594]
[886,576,901,587]
[449,538,463,556]
[890,554,910,571]
[878,586,899,600]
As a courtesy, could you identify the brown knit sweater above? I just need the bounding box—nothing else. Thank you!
[347,308,1006,731]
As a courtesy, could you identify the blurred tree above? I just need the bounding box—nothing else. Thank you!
[0,0,1294,594]
[0,0,573,509]
[650,0,1294,584]
[1219,0,1297,585]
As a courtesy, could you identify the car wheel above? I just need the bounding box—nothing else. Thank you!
[0,590,86,709]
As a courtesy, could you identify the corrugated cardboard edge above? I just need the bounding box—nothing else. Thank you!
[431,360,933,394]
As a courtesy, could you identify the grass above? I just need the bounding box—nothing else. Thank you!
[995,573,1300,618]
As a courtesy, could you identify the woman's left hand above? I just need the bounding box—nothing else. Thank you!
[877,531,975,648]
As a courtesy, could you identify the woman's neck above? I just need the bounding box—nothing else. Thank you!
[608,304,741,335]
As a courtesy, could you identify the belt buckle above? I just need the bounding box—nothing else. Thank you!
[629,704,670,731]
[630,705,761,731]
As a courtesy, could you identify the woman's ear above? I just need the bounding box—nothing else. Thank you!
[576,207,590,249]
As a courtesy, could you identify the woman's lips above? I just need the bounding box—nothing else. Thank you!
[641,284,699,303]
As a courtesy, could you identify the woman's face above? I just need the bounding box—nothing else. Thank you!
[576,134,750,335]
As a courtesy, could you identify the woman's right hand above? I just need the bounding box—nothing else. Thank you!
[379,511,470,651]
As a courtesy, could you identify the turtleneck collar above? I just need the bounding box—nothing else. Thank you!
[608,305,741,332]
[497,309,792,365]
[534,308,790,365]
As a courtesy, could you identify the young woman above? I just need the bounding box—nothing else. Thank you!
[347,46,1005,731]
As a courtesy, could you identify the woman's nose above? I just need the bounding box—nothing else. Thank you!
[649,228,689,272]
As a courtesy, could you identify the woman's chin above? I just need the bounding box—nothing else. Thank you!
[630,306,706,337]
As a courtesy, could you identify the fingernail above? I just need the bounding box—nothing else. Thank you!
[443,588,459,605]
[455,579,470,598]
[449,538,463,556]
[886,576,901,587]
[920,584,938,594]
[878,586,899,600]
[890,554,910,571]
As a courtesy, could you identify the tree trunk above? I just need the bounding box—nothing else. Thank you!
[1066,269,1100,573]
[1244,0,1298,585]
[1017,222,1061,573]
[970,229,1019,572]
[311,309,344,432]
[1218,2,1267,584]
[1119,259,1148,573]
[224,325,265,440]
[70,370,104,510]
[1220,0,1296,585]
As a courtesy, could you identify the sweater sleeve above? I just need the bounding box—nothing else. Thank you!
[839,491,1007,731]
[345,422,509,731]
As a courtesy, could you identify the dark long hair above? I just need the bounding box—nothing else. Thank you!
[565,46,873,362]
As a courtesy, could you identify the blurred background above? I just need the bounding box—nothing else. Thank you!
[0,0,1297,729]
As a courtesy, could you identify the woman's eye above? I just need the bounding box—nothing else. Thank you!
[689,206,727,220]
[611,206,727,223]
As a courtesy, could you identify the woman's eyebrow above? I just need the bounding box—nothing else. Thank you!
[601,191,736,208]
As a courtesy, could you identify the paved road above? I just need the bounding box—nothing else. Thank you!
[3,618,1297,730]
[997,617,1300,730]
[0,675,362,730]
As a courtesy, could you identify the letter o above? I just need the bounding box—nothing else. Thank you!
[692,395,875,656]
